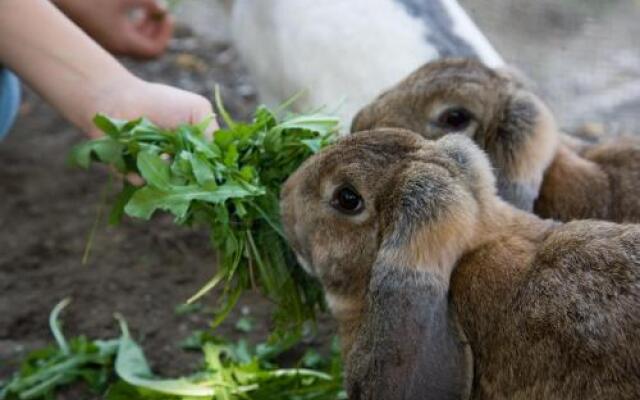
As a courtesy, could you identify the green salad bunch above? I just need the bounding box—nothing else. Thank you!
[69,96,340,334]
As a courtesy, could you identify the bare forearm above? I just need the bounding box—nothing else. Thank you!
[0,0,213,138]
[0,0,134,131]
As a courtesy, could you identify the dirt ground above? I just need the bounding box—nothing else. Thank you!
[0,25,334,399]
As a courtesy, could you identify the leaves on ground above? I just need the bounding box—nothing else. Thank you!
[0,299,118,400]
[0,300,345,400]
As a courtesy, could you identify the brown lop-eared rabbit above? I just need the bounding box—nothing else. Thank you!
[352,58,640,222]
[281,129,640,400]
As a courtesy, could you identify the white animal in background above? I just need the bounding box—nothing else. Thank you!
[229,0,504,126]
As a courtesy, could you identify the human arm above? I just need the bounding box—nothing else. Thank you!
[52,0,174,59]
[0,0,215,138]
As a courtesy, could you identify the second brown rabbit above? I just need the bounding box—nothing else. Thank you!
[352,58,640,222]
[281,129,640,399]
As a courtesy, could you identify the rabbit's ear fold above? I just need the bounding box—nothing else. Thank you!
[435,134,492,170]
[495,174,539,212]
[350,108,368,133]
[492,89,558,211]
[435,134,497,193]
[346,261,472,400]
[494,65,534,90]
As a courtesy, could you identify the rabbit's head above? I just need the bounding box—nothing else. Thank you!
[281,128,492,399]
[352,58,559,212]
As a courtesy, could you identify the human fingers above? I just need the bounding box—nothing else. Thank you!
[124,13,173,58]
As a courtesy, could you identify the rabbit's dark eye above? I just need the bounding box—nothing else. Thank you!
[437,107,473,131]
[331,185,364,215]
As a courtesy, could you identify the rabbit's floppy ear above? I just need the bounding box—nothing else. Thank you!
[495,175,539,212]
[494,65,535,90]
[492,91,544,211]
[489,86,559,212]
[346,260,473,400]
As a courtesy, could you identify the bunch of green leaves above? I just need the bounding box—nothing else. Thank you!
[68,96,339,336]
[1,300,345,400]
[0,299,118,400]
[108,318,345,400]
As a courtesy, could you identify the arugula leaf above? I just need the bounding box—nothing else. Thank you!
[125,183,260,221]
[234,317,254,333]
[49,298,72,356]
[3,302,346,400]
[108,183,137,225]
[114,315,216,398]
[112,315,343,400]
[137,151,172,190]
[93,114,127,139]
[0,299,118,400]
[190,154,216,186]
[68,138,126,171]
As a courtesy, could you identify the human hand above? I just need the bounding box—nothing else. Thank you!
[88,74,218,138]
[90,74,218,185]
[54,0,174,59]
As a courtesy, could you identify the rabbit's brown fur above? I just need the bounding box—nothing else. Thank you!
[352,58,640,222]
[281,129,640,399]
